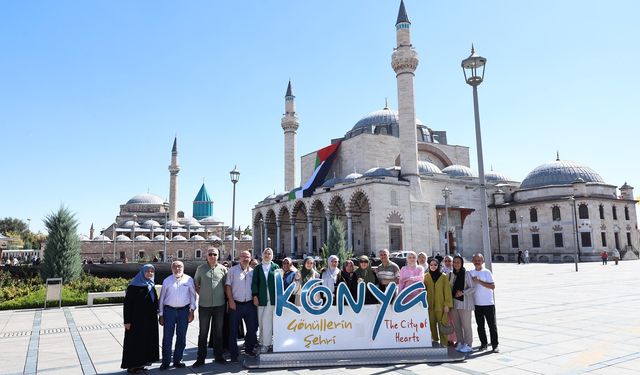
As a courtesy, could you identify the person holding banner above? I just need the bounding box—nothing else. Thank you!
[252,248,280,354]
[399,251,424,300]
[225,250,258,361]
[375,249,400,292]
[294,256,319,306]
[355,255,378,304]
[424,258,453,346]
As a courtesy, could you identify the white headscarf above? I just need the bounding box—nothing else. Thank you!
[322,255,340,289]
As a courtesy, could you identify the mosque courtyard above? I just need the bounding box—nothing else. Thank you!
[1,260,638,375]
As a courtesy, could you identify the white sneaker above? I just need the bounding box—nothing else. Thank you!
[455,343,464,352]
[461,344,473,353]
[259,346,269,354]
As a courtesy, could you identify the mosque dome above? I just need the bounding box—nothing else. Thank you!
[363,167,396,178]
[520,160,604,189]
[115,234,131,241]
[200,216,223,225]
[345,107,432,141]
[126,193,164,205]
[207,235,222,241]
[263,193,277,201]
[121,220,140,228]
[190,234,205,241]
[486,170,510,183]
[154,234,167,241]
[225,235,239,241]
[142,220,161,228]
[418,161,442,175]
[179,217,202,228]
[165,220,182,229]
[172,235,188,241]
[241,234,253,240]
[79,234,91,241]
[134,235,150,242]
[442,165,476,178]
[92,234,111,241]
[345,172,363,180]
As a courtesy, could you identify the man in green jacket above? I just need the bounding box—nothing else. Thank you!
[251,248,280,354]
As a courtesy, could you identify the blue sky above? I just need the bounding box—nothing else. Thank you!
[1,1,638,235]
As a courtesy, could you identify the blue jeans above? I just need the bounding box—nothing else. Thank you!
[162,305,190,365]
[228,301,257,359]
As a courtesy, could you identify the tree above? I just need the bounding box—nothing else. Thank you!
[0,217,28,236]
[320,217,352,267]
[243,225,252,236]
[40,207,82,283]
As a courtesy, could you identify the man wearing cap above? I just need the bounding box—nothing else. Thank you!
[193,248,227,366]
[355,255,378,304]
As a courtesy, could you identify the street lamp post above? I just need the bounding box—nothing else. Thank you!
[230,166,240,261]
[462,45,492,271]
[101,228,105,260]
[112,221,117,263]
[437,212,443,255]
[442,186,452,255]
[132,214,137,262]
[519,215,524,258]
[570,196,580,272]
[163,205,168,263]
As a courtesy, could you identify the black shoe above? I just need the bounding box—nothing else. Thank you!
[192,360,205,367]
[214,357,227,364]
[245,351,257,357]
[174,362,186,368]
[478,345,488,351]
[230,356,239,363]
[492,346,500,353]
[159,364,170,370]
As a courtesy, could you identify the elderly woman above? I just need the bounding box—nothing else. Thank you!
[417,252,429,272]
[121,264,159,373]
[320,255,341,295]
[423,259,453,346]
[295,256,320,306]
[398,251,424,300]
[354,255,378,304]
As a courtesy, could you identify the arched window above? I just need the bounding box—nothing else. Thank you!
[195,249,202,259]
[578,204,589,219]
[599,205,605,220]
[552,206,561,221]
[612,206,618,220]
[177,249,184,259]
[529,208,538,222]
[509,210,517,223]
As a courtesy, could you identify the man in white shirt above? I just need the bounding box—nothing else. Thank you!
[469,253,499,353]
[158,261,197,369]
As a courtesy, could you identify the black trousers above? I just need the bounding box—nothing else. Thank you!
[474,304,498,349]
[198,305,225,360]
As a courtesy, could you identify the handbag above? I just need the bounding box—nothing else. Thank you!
[437,312,454,335]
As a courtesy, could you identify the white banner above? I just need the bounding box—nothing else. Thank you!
[272,277,432,352]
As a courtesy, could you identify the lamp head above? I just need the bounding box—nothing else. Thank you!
[461,44,486,86]
[230,165,240,183]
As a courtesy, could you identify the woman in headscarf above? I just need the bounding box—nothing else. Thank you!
[354,255,378,304]
[423,258,453,346]
[337,259,358,301]
[320,255,341,304]
[398,251,424,301]
[417,252,429,273]
[121,264,159,373]
[450,255,475,353]
[294,256,319,306]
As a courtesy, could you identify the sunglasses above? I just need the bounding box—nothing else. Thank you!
[208,253,218,257]
[359,260,368,263]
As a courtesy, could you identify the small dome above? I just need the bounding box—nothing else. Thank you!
[207,235,222,241]
[418,161,442,175]
[263,193,277,201]
[241,234,253,240]
[142,219,161,228]
[172,235,188,241]
[165,220,182,229]
[486,170,509,183]
[121,220,140,228]
[79,234,91,241]
[364,167,395,178]
[345,172,362,180]
[442,165,476,178]
[134,235,150,241]
[520,160,605,189]
[115,234,131,242]
[190,234,205,241]
[126,193,164,205]
[200,216,223,225]
[225,235,239,241]
[92,234,111,241]
[179,217,202,227]
[154,234,167,241]
[322,177,345,188]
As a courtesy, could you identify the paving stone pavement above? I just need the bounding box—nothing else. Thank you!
[1,261,639,375]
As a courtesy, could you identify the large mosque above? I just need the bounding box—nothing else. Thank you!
[80,138,252,262]
[251,1,639,263]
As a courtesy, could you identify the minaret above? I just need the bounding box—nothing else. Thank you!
[168,137,180,221]
[281,80,299,191]
[391,0,422,199]
[89,223,94,240]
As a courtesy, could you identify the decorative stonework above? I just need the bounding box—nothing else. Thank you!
[530,226,540,232]
[552,225,563,232]
[386,210,404,224]
[509,227,519,233]
[391,48,419,74]
[600,223,607,230]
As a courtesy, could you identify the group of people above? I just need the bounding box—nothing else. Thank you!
[120,247,499,373]
[601,249,621,265]
[516,249,530,264]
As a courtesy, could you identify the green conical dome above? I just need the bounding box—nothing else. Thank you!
[193,183,213,220]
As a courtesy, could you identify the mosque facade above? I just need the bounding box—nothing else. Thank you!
[80,138,252,262]
[251,1,639,262]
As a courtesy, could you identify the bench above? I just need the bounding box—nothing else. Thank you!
[87,285,163,306]
[87,291,125,306]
